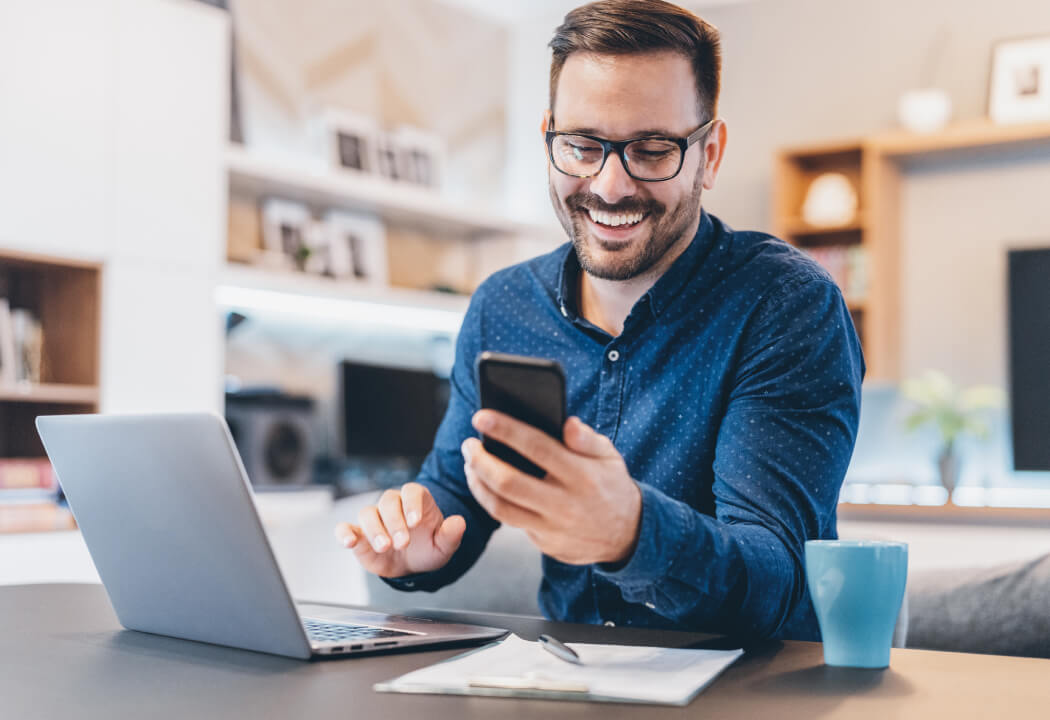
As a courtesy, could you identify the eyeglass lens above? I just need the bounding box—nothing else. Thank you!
[551,135,682,180]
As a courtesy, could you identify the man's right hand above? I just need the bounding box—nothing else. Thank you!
[334,482,466,578]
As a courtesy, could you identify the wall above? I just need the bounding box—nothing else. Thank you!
[228,0,510,208]
[0,0,228,413]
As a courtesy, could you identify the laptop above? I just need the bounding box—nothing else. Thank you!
[35,412,507,659]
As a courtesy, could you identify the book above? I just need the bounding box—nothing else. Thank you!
[0,458,56,491]
[0,299,15,386]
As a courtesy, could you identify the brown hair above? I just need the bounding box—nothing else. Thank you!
[548,0,722,123]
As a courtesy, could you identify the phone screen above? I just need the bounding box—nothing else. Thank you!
[476,353,566,478]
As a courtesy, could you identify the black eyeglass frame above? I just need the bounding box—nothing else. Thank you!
[545,117,718,182]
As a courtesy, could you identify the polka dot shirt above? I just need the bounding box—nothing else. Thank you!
[385,210,865,641]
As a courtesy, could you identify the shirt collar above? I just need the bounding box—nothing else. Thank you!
[555,209,717,321]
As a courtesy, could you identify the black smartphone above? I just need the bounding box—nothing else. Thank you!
[475,352,566,478]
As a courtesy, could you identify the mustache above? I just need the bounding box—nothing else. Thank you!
[565,192,662,216]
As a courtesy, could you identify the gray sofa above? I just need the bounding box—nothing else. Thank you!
[359,495,1049,658]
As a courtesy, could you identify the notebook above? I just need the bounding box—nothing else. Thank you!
[375,633,744,706]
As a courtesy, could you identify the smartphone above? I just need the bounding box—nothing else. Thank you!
[475,352,566,478]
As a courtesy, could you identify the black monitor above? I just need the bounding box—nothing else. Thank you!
[341,360,450,462]
[1008,247,1050,471]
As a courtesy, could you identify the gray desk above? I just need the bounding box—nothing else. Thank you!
[3,584,1048,718]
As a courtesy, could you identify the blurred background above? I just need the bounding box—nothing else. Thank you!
[2,0,1050,618]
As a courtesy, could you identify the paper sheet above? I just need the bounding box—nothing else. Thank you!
[375,634,744,706]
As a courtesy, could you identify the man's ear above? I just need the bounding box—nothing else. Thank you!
[701,119,728,192]
[541,109,553,162]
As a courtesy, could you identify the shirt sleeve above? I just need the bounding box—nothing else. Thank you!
[382,292,500,593]
[595,274,864,638]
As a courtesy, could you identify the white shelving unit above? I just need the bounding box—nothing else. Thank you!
[226,144,541,239]
[216,263,469,335]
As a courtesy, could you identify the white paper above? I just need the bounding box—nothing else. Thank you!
[376,634,743,706]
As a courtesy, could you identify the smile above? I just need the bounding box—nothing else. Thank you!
[585,208,647,228]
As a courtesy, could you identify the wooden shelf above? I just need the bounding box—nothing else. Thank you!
[773,118,1050,382]
[0,384,99,405]
[0,250,101,465]
[782,217,865,237]
[226,144,543,239]
[869,119,1050,157]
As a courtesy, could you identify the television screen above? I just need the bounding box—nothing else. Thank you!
[341,361,450,461]
[1008,247,1050,471]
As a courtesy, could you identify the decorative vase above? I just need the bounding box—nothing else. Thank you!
[897,88,952,133]
[937,446,960,503]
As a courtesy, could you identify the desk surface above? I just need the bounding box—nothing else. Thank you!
[4,583,1048,718]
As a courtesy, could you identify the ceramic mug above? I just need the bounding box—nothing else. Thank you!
[805,539,908,668]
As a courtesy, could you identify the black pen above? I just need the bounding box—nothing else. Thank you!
[538,634,583,666]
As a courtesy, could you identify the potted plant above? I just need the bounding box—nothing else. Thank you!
[901,370,1004,502]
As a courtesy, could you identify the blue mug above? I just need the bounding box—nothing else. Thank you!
[805,540,908,669]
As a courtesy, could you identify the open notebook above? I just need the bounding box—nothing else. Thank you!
[375,633,744,706]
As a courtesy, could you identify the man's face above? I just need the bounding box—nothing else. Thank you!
[547,51,709,281]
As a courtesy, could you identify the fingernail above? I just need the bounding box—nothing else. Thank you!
[461,441,473,462]
[372,535,389,552]
[342,535,356,549]
[473,412,494,432]
[406,511,420,527]
[393,531,409,548]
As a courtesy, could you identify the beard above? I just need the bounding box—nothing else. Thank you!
[549,164,705,281]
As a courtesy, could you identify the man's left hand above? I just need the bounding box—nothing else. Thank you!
[462,410,641,566]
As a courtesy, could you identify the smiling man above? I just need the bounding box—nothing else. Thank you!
[335,0,864,641]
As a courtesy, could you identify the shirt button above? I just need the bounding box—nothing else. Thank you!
[403,580,415,588]
[560,304,568,318]
[644,602,656,610]
[607,349,620,362]
[603,620,616,627]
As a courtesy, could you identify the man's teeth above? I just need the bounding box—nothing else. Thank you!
[586,208,645,227]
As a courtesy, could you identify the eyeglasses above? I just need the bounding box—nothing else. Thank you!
[545,117,717,182]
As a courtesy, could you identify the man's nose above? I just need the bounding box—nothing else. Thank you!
[589,150,638,205]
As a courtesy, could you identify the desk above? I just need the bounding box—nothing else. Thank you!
[3,584,1047,718]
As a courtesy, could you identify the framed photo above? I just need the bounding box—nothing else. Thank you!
[260,198,311,271]
[324,110,380,174]
[391,125,445,189]
[373,132,402,182]
[989,35,1050,124]
[323,211,388,285]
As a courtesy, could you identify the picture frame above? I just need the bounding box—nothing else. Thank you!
[323,210,388,286]
[324,109,380,174]
[988,35,1050,124]
[391,125,446,189]
[260,198,311,271]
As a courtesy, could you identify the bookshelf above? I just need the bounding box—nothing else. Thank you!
[773,119,1050,382]
[0,250,100,533]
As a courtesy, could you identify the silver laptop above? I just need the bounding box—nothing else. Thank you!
[36,412,507,659]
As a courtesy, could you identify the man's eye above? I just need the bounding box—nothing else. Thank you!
[569,144,601,157]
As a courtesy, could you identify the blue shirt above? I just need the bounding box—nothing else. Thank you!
[387,210,864,641]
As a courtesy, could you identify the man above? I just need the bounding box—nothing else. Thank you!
[334,0,863,641]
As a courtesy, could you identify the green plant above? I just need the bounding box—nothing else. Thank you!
[901,370,1004,455]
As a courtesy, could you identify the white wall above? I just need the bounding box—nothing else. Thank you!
[0,0,229,413]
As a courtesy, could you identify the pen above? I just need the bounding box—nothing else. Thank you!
[538,633,583,665]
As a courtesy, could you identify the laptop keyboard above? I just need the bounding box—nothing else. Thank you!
[303,619,411,644]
